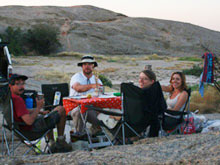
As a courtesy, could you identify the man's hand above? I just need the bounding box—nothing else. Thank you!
[22,98,45,125]
[36,97,44,110]
[40,110,50,115]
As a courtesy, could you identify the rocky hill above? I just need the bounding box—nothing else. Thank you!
[0,5,220,56]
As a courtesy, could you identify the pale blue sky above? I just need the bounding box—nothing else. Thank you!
[1,0,220,32]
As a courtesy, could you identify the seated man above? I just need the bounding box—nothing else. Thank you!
[9,74,72,153]
[69,55,103,135]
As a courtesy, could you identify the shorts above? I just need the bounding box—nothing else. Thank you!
[32,111,60,133]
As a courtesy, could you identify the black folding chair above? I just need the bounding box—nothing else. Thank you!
[86,81,166,146]
[159,88,191,136]
[41,83,69,111]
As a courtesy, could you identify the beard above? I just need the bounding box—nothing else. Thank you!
[84,69,92,76]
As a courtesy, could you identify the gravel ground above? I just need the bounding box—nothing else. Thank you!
[0,113,220,164]
[0,131,220,164]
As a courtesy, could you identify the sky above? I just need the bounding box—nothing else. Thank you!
[1,0,220,32]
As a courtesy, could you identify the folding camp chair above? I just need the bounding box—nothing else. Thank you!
[0,42,12,79]
[41,83,72,121]
[1,100,53,156]
[159,88,191,136]
[41,83,69,110]
[86,81,166,145]
[1,43,52,156]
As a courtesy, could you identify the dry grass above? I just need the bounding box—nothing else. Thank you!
[190,86,220,114]
[99,67,119,73]
[158,62,195,70]
[35,70,74,84]
[143,54,167,60]
[56,51,84,58]
[42,63,54,67]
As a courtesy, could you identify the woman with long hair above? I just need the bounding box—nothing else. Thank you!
[162,71,188,111]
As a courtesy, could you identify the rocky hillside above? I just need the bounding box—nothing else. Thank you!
[0,5,220,56]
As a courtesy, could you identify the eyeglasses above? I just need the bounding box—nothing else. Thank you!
[139,77,150,81]
[15,83,26,86]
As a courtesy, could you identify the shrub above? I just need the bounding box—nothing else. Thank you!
[177,56,202,62]
[99,74,112,88]
[190,86,220,114]
[25,24,61,55]
[182,64,203,77]
[0,26,25,56]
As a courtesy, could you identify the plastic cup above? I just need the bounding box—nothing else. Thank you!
[37,92,44,100]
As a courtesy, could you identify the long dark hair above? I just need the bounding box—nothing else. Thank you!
[169,72,187,91]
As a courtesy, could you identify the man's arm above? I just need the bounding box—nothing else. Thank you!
[72,82,100,93]
[21,98,44,125]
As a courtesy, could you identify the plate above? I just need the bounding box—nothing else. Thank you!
[98,94,116,98]
[69,95,87,99]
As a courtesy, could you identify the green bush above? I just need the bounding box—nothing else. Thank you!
[0,26,25,56]
[183,64,203,77]
[177,56,202,62]
[99,74,112,88]
[25,24,61,55]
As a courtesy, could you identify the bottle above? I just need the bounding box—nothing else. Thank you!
[95,86,99,97]
[53,91,61,105]
[25,96,33,109]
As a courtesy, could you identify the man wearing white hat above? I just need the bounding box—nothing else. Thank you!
[70,55,102,96]
[69,55,103,135]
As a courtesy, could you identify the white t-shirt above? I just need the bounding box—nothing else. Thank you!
[69,72,102,96]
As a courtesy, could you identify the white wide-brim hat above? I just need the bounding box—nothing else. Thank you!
[77,55,98,67]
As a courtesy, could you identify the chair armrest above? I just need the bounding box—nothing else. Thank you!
[85,105,123,116]
[165,109,187,116]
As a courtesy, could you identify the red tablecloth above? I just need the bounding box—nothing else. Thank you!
[63,96,121,114]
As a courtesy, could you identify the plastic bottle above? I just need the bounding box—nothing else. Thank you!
[25,96,33,109]
[53,91,61,105]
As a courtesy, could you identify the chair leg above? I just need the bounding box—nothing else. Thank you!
[124,122,140,137]
[122,122,125,145]
[2,127,11,156]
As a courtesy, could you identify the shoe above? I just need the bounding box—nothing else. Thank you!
[90,125,102,136]
[48,141,57,153]
[49,137,72,153]
[71,132,87,141]
[55,137,72,153]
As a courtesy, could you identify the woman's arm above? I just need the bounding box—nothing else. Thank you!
[161,85,173,92]
[172,91,188,111]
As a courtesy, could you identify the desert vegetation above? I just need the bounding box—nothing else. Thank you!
[0,25,60,56]
[190,85,220,113]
